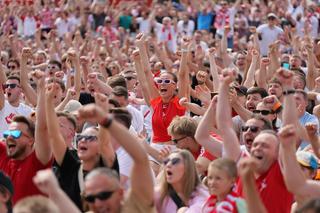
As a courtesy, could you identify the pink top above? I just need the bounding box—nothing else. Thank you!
[155,185,209,213]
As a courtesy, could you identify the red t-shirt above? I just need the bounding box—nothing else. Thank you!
[236,162,293,213]
[150,96,186,143]
[0,142,52,204]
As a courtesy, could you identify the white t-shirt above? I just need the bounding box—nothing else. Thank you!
[257,24,283,56]
[55,17,71,38]
[287,4,304,21]
[177,20,195,37]
[155,23,178,53]
[23,16,37,37]
[116,146,133,189]
[0,100,33,135]
[136,17,152,35]
[126,104,144,134]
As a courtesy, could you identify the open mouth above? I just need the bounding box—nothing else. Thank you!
[167,170,173,176]
[7,92,11,97]
[7,142,16,151]
[160,88,167,93]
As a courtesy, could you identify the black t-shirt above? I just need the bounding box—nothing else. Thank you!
[55,149,119,211]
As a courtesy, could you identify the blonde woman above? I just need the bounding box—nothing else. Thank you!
[155,150,209,213]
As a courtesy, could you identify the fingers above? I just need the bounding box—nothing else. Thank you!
[278,124,296,139]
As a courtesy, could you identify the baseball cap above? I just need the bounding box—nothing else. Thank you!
[0,171,13,194]
[267,13,278,19]
[64,100,82,113]
[296,151,319,170]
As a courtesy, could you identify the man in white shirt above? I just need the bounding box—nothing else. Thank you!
[0,76,33,135]
[257,13,283,56]
[177,13,195,37]
[154,17,178,53]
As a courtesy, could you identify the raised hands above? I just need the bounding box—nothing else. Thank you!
[77,104,106,124]
[278,124,298,147]
[221,68,237,85]
[275,68,294,89]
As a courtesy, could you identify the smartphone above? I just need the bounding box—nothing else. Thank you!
[282,62,290,69]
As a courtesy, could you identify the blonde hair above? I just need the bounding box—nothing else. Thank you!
[13,196,59,213]
[208,158,237,179]
[158,149,200,209]
[167,116,198,138]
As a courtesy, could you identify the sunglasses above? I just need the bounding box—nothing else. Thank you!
[125,76,135,81]
[76,135,97,143]
[3,83,18,89]
[253,110,272,116]
[3,130,23,139]
[7,65,16,70]
[47,65,58,70]
[154,78,175,85]
[163,157,182,166]
[241,125,260,133]
[84,191,115,203]
[172,136,187,144]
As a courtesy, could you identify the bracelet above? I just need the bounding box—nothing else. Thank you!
[283,89,295,96]
[272,101,282,112]
[99,116,113,129]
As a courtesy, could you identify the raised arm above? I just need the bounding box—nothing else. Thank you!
[239,158,268,213]
[195,97,223,158]
[208,48,220,92]
[217,69,241,161]
[78,104,154,207]
[0,49,7,110]
[243,49,259,88]
[279,124,320,198]
[45,82,68,166]
[177,37,190,99]
[136,33,159,101]
[305,42,316,90]
[34,71,52,165]
[255,57,270,90]
[20,48,37,107]
[306,123,320,159]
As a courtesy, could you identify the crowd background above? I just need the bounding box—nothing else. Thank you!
[1,0,320,212]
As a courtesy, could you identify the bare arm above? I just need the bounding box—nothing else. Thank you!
[34,71,52,165]
[45,83,68,166]
[243,49,259,88]
[0,52,6,110]
[217,70,241,161]
[306,43,316,90]
[208,48,220,92]
[177,38,190,99]
[195,98,223,158]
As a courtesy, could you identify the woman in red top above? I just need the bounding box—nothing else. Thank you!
[133,33,189,171]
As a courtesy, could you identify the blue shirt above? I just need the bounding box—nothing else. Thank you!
[299,111,319,149]
[197,12,214,31]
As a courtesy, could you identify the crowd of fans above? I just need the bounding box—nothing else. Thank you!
[1,0,320,212]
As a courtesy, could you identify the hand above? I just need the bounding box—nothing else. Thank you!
[94,92,109,113]
[208,47,216,59]
[195,85,211,106]
[263,95,280,108]
[78,104,106,124]
[135,33,146,47]
[238,157,259,178]
[132,49,141,61]
[251,49,259,60]
[179,97,188,107]
[45,82,60,103]
[278,124,298,147]
[306,123,318,138]
[31,70,45,89]
[159,146,173,162]
[21,47,32,61]
[275,68,294,88]
[79,56,89,66]
[65,88,77,101]
[67,50,78,62]
[33,169,60,196]
[221,69,237,85]
[195,45,205,61]
[181,36,191,50]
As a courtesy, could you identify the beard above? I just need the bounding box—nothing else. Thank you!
[7,144,27,159]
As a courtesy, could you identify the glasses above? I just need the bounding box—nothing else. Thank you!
[163,157,182,166]
[3,83,19,89]
[241,125,260,133]
[84,191,115,203]
[76,135,97,143]
[47,65,58,70]
[172,136,187,144]
[125,76,135,81]
[3,130,29,139]
[154,78,175,85]
[253,110,272,116]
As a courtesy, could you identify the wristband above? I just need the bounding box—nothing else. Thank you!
[272,101,282,112]
[283,89,295,96]
[99,116,113,129]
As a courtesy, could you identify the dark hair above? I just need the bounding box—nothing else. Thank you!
[268,77,282,86]
[295,89,308,101]
[107,75,127,89]
[12,116,35,138]
[250,114,273,130]
[7,75,20,84]
[47,78,66,92]
[48,60,62,70]
[108,98,121,108]
[56,112,77,129]
[161,71,178,83]
[109,108,132,129]
[7,59,20,68]
[296,198,320,213]
[0,185,12,212]
[112,86,128,99]
[246,87,268,98]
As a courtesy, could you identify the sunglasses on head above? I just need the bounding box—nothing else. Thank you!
[84,191,115,203]
[253,109,272,116]
[241,125,260,133]
[3,83,18,89]
[163,157,182,166]
[3,130,22,139]
[172,136,187,144]
[76,135,97,143]
[154,78,175,85]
